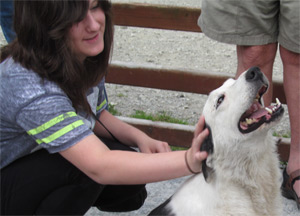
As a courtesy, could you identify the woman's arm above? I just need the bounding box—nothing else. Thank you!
[60,116,209,185]
[93,110,171,153]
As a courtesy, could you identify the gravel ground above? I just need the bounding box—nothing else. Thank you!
[0,0,297,214]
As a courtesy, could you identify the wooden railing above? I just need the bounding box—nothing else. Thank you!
[107,3,290,161]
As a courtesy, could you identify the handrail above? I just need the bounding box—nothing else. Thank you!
[112,3,202,32]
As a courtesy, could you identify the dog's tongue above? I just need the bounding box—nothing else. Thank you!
[249,108,268,119]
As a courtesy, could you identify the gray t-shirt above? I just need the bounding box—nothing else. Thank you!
[0,58,108,169]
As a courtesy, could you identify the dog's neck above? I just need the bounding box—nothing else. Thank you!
[211,132,278,179]
[208,133,281,215]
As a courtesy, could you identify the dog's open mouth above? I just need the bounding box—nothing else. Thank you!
[238,86,284,134]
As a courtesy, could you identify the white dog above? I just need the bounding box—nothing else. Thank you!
[149,67,284,216]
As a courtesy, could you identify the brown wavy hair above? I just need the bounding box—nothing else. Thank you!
[0,0,114,114]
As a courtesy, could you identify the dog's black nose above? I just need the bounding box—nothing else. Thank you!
[246,67,264,82]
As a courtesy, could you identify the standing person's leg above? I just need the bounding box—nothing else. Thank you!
[280,45,300,207]
[236,43,278,105]
[199,0,279,105]
[1,149,103,215]
[278,0,300,208]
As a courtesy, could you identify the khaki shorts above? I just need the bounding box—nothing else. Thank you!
[198,0,300,54]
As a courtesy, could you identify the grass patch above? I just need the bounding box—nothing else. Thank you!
[108,107,189,151]
[273,131,291,138]
[117,93,126,98]
[130,110,189,125]
[108,104,120,116]
[280,161,288,167]
[171,146,188,151]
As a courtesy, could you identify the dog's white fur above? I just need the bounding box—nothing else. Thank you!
[167,70,283,216]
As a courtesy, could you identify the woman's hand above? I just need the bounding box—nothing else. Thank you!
[137,137,171,153]
[95,110,171,153]
[186,115,209,174]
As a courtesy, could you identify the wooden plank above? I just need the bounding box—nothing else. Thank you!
[119,117,290,162]
[272,81,286,104]
[277,138,291,162]
[107,62,228,95]
[118,117,194,148]
[107,62,287,104]
[112,3,202,32]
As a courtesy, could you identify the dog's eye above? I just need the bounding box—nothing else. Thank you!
[216,95,225,109]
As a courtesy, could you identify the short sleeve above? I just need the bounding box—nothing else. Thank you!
[16,94,93,153]
[96,78,108,118]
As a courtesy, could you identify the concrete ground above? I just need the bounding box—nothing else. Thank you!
[85,175,299,216]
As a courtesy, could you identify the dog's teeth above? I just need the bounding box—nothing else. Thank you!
[241,121,247,127]
[265,107,273,114]
[246,118,253,124]
[261,98,265,107]
[276,98,281,106]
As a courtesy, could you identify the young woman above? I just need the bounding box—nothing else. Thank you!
[0,0,209,214]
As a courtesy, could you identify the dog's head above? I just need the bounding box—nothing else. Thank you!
[201,67,284,182]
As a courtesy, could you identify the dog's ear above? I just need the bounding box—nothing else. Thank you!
[200,124,214,182]
[200,124,214,154]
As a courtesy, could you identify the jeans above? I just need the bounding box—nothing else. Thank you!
[1,138,147,215]
[0,0,16,43]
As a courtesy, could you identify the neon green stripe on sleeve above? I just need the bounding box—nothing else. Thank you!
[27,111,77,136]
[96,98,107,111]
[35,120,84,144]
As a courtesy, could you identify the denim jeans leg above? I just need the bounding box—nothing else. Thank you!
[0,0,16,43]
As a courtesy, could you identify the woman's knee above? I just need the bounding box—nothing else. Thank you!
[94,184,148,212]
